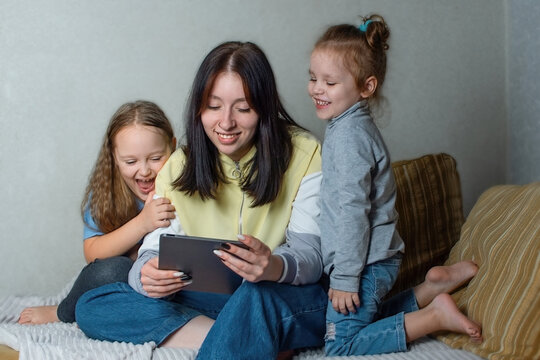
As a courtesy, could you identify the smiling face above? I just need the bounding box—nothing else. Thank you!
[201,71,259,161]
[308,49,363,121]
[113,124,173,201]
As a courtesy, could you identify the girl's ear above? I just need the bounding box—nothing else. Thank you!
[171,137,177,151]
[360,76,378,98]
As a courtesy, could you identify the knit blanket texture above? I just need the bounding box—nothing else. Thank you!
[0,276,484,360]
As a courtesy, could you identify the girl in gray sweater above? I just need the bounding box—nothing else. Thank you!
[308,14,482,356]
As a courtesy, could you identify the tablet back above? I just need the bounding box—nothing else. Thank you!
[158,234,244,294]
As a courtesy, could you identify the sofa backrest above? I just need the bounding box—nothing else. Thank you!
[388,153,464,296]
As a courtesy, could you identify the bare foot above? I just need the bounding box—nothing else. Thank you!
[18,305,59,325]
[429,293,483,342]
[415,261,478,308]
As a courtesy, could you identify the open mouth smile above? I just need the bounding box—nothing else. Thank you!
[136,179,155,193]
[215,130,241,142]
[314,98,330,108]
[217,133,237,139]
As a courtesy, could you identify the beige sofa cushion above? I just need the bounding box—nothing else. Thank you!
[438,182,540,360]
[389,153,464,296]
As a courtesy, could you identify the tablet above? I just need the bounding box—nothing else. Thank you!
[158,233,248,294]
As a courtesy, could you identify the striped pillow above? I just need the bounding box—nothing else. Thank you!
[388,153,464,297]
[437,183,540,360]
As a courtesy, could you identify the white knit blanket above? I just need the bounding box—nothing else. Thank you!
[0,278,484,360]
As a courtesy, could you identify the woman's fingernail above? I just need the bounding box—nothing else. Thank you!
[173,272,184,277]
[237,234,245,241]
[213,249,223,257]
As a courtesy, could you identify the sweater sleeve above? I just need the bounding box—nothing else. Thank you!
[128,249,157,296]
[273,171,323,285]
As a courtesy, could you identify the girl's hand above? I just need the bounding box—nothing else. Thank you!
[213,234,284,283]
[140,257,191,298]
[328,288,360,315]
[139,191,176,233]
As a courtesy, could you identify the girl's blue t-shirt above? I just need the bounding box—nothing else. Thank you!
[83,199,144,240]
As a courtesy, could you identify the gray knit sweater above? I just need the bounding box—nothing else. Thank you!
[320,101,405,293]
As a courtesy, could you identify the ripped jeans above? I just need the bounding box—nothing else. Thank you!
[325,253,418,356]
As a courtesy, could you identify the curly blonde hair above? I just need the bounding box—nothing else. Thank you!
[81,100,174,234]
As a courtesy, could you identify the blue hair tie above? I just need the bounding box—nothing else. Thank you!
[359,20,372,32]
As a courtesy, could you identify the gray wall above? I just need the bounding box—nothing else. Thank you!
[507,0,540,184]
[0,0,533,297]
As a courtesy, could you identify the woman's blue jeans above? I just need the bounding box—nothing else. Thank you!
[75,280,328,360]
[325,254,418,356]
[57,256,133,322]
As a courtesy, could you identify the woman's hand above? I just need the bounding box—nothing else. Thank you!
[139,191,176,233]
[213,234,284,283]
[140,257,191,298]
[328,288,360,315]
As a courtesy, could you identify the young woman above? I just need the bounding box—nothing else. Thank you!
[75,41,326,359]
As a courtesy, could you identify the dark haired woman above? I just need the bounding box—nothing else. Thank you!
[76,41,327,359]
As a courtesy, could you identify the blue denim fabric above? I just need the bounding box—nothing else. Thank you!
[76,280,327,359]
[57,256,133,323]
[76,282,225,344]
[197,281,327,360]
[325,254,418,356]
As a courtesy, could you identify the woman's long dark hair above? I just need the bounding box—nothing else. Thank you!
[173,41,301,206]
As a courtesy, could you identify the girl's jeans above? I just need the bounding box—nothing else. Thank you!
[325,254,418,356]
[57,256,133,322]
[75,280,328,360]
